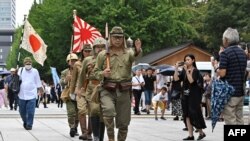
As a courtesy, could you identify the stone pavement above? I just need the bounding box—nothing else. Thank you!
[0,103,249,141]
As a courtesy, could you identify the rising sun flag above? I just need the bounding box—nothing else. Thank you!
[72,16,102,53]
[20,20,47,66]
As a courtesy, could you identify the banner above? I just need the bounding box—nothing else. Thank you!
[50,67,60,86]
[20,20,47,66]
[73,16,102,52]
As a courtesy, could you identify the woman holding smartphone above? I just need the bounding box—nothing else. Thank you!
[174,54,206,140]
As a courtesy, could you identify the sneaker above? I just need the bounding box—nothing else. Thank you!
[206,116,211,120]
[160,117,166,120]
[23,123,27,129]
[70,128,76,137]
[173,116,179,121]
[183,136,194,140]
[155,117,158,120]
[25,126,32,130]
[182,127,188,131]
[141,109,147,112]
[197,133,206,140]
[135,112,141,115]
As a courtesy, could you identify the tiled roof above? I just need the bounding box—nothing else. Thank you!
[136,42,192,64]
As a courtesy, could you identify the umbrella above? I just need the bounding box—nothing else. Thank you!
[132,63,151,72]
[158,66,176,76]
[211,79,235,132]
[0,70,11,75]
[154,64,173,71]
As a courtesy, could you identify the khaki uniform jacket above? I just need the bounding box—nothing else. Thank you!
[77,56,96,90]
[60,68,70,89]
[70,60,82,94]
[94,48,142,82]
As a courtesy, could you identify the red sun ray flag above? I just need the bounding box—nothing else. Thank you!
[20,20,47,66]
[73,16,102,53]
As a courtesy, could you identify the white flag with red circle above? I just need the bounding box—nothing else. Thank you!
[73,16,102,53]
[20,20,47,66]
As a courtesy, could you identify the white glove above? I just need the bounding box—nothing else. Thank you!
[70,93,76,101]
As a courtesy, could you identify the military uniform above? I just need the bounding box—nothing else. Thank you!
[70,44,93,140]
[60,67,79,137]
[78,37,107,141]
[94,26,142,141]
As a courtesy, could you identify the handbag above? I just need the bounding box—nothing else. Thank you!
[60,87,70,102]
[171,90,181,100]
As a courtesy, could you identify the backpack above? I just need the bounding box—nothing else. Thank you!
[0,79,4,89]
[9,75,21,93]
[197,70,205,94]
[9,68,23,93]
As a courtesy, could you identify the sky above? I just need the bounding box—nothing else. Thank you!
[16,0,34,27]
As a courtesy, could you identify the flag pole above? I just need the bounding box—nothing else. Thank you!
[16,15,27,69]
[105,23,110,69]
[71,9,77,53]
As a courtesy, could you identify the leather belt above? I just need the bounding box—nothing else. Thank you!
[89,79,100,85]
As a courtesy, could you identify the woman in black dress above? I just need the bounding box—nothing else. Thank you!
[174,54,206,140]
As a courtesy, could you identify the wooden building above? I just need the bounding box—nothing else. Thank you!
[136,42,212,66]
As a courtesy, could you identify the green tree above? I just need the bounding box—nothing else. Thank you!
[204,0,250,51]
[7,0,205,81]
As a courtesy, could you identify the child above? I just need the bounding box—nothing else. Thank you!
[152,86,168,120]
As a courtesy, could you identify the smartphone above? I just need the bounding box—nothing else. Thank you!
[178,62,185,66]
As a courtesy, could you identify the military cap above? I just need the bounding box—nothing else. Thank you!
[110,26,124,37]
[83,44,92,51]
[23,57,32,64]
[10,68,16,72]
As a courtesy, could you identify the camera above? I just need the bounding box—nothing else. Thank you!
[178,62,185,66]
[183,89,190,96]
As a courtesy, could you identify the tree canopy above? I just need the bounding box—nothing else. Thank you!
[6,0,250,82]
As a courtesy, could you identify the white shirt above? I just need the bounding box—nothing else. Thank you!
[18,68,42,100]
[156,74,166,89]
[45,85,51,95]
[152,92,168,101]
[132,75,145,90]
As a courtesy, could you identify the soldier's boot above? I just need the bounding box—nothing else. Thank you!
[69,118,76,137]
[91,116,100,141]
[117,127,128,141]
[75,119,79,136]
[99,122,105,141]
[103,117,115,141]
[70,128,76,137]
[79,114,88,140]
[87,116,93,140]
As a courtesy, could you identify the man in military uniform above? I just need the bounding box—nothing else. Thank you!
[60,53,79,137]
[77,37,106,141]
[70,44,93,140]
[94,26,142,141]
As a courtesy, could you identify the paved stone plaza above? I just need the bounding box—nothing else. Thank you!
[0,103,249,141]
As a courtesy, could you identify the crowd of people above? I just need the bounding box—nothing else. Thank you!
[1,27,248,141]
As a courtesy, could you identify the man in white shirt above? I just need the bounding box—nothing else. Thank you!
[18,57,43,130]
[132,69,145,115]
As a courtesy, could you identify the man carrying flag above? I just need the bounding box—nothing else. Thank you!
[73,15,102,53]
[20,19,47,66]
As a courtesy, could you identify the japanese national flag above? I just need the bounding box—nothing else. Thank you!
[20,20,47,66]
[73,16,102,53]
